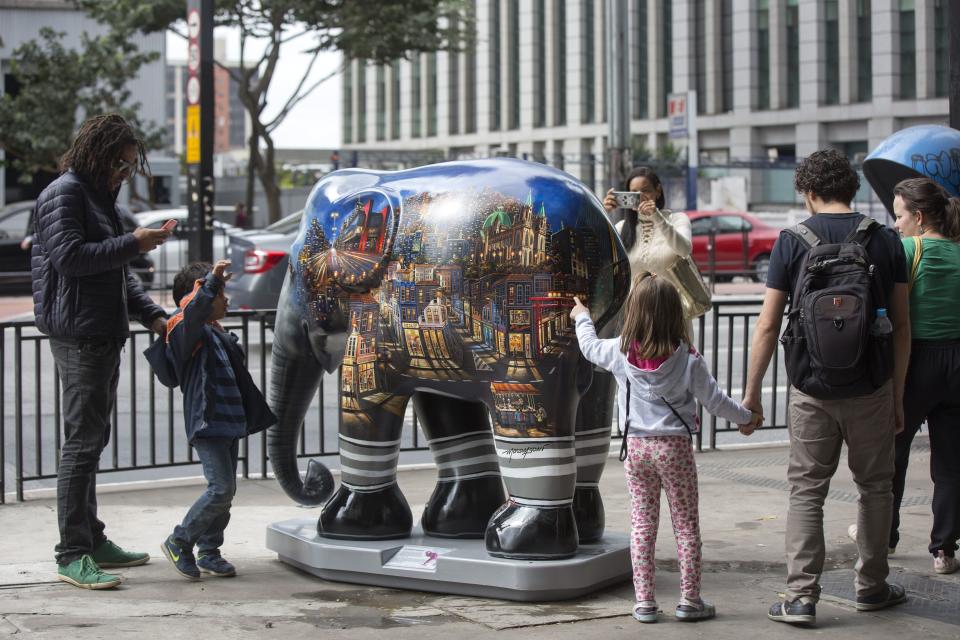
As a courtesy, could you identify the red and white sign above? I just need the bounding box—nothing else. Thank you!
[668,92,688,139]
[187,9,200,39]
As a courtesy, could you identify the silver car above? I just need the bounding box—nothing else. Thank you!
[225,210,302,310]
[133,208,239,289]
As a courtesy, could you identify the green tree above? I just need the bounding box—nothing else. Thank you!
[0,27,165,187]
[80,0,473,223]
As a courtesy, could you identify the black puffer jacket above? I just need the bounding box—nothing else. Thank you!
[31,171,165,338]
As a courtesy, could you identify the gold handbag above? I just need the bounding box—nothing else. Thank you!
[667,254,713,319]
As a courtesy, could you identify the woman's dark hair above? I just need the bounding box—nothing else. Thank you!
[619,166,665,251]
[620,271,689,356]
[893,177,960,241]
[59,113,148,192]
[793,148,860,205]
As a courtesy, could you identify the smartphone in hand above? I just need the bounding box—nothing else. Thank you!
[161,219,178,232]
[612,191,640,209]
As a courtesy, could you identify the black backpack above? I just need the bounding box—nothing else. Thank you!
[779,217,894,399]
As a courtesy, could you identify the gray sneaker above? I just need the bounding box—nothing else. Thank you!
[856,583,907,611]
[768,598,815,625]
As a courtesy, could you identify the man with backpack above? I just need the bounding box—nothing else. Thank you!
[741,149,911,626]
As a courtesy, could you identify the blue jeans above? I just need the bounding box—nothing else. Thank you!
[174,437,239,554]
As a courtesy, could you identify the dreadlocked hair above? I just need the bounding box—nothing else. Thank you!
[59,113,148,191]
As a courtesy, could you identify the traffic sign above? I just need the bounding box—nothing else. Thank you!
[187,9,200,39]
[188,43,200,72]
[186,104,200,164]
[668,92,688,139]
[186,76,200,105]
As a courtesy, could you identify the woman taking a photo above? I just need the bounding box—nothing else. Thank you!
[602,167,694,317]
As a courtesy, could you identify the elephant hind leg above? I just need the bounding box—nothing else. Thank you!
[413,392,506,538]
[573,368,617,543]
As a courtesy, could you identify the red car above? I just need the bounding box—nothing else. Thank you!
[687,211,780,282]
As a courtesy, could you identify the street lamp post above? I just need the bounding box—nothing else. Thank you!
[951,0,960,130]
[185,0,214,263]
[605,0,630,207]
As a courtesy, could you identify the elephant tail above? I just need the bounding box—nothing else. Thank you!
[267,288,335,506]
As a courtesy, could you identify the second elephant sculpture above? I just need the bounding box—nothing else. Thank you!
[267,158,629,560]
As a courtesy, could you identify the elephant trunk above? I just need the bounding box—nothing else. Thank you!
[267,283,334,506]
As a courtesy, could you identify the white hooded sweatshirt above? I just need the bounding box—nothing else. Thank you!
[575,314,751,438]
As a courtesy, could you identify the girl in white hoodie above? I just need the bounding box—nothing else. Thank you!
[572,272,760,624]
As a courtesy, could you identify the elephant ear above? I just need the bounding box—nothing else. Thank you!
[302,187,401,295]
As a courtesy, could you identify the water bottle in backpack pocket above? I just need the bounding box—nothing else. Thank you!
[867,307,894,387]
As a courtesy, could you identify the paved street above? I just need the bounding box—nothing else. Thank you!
[0,439,956,638]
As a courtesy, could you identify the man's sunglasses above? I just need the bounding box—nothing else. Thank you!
[115,158,137,176]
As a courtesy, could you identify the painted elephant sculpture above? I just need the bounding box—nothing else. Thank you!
[267,158,629,560]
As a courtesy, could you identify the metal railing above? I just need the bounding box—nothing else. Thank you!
[0,297,787,502]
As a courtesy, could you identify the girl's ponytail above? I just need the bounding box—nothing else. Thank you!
[945,197,960,242]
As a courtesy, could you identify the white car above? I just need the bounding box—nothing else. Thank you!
[134,208,238,289]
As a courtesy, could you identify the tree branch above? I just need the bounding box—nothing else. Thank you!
[262,47,321,123]
[264,62,344,132]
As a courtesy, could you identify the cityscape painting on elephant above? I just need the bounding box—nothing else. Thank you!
[269,159,628,561]
[294,171,627,440]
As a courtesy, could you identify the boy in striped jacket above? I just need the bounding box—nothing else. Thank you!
[155,260,275,580]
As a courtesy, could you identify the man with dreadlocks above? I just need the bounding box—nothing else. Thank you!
[32,113,174,589]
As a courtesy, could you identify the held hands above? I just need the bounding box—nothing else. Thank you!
[569,296,590,322]
[212,259,233,284]
[132,226,171,252]
[150,316,167,339]
[738,411,764,436]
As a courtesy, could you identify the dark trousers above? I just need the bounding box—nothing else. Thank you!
[174,437,239,554]
[899,340,960,557]
[50,337,124,566]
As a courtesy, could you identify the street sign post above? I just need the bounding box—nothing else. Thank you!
[668,91,698,212]
[185,0,214,263]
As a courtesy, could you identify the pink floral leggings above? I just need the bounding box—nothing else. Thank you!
[623,435,702,603]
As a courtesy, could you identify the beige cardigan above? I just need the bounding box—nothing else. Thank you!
[614,208,693,285]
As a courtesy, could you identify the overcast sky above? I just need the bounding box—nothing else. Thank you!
[167,29,343,150]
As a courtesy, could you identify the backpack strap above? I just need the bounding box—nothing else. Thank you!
[784,220,821,249]
[619,380,631,462]
[909,236,923,290]
[843,216,879,246]
[661,395,695,440]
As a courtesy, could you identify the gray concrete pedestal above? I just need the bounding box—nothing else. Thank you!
[266,518,631,602]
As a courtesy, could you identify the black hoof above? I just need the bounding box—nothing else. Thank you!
[318,483,412,540]
[484,501,578,560]
[421,476,507,538]
[572,485,605,543]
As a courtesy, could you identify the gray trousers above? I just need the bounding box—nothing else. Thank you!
[785,380,895,602]
[50,337,124,565]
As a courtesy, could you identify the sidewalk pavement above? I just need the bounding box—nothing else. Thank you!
[0,438,956,639]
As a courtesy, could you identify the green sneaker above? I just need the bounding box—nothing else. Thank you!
[91,539,150,568]
[57,555,122,590]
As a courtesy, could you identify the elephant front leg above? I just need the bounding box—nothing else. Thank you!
[572,368,617,543]
[486,435,579,559]
[413,392,507,538]
[319,392,413,540]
